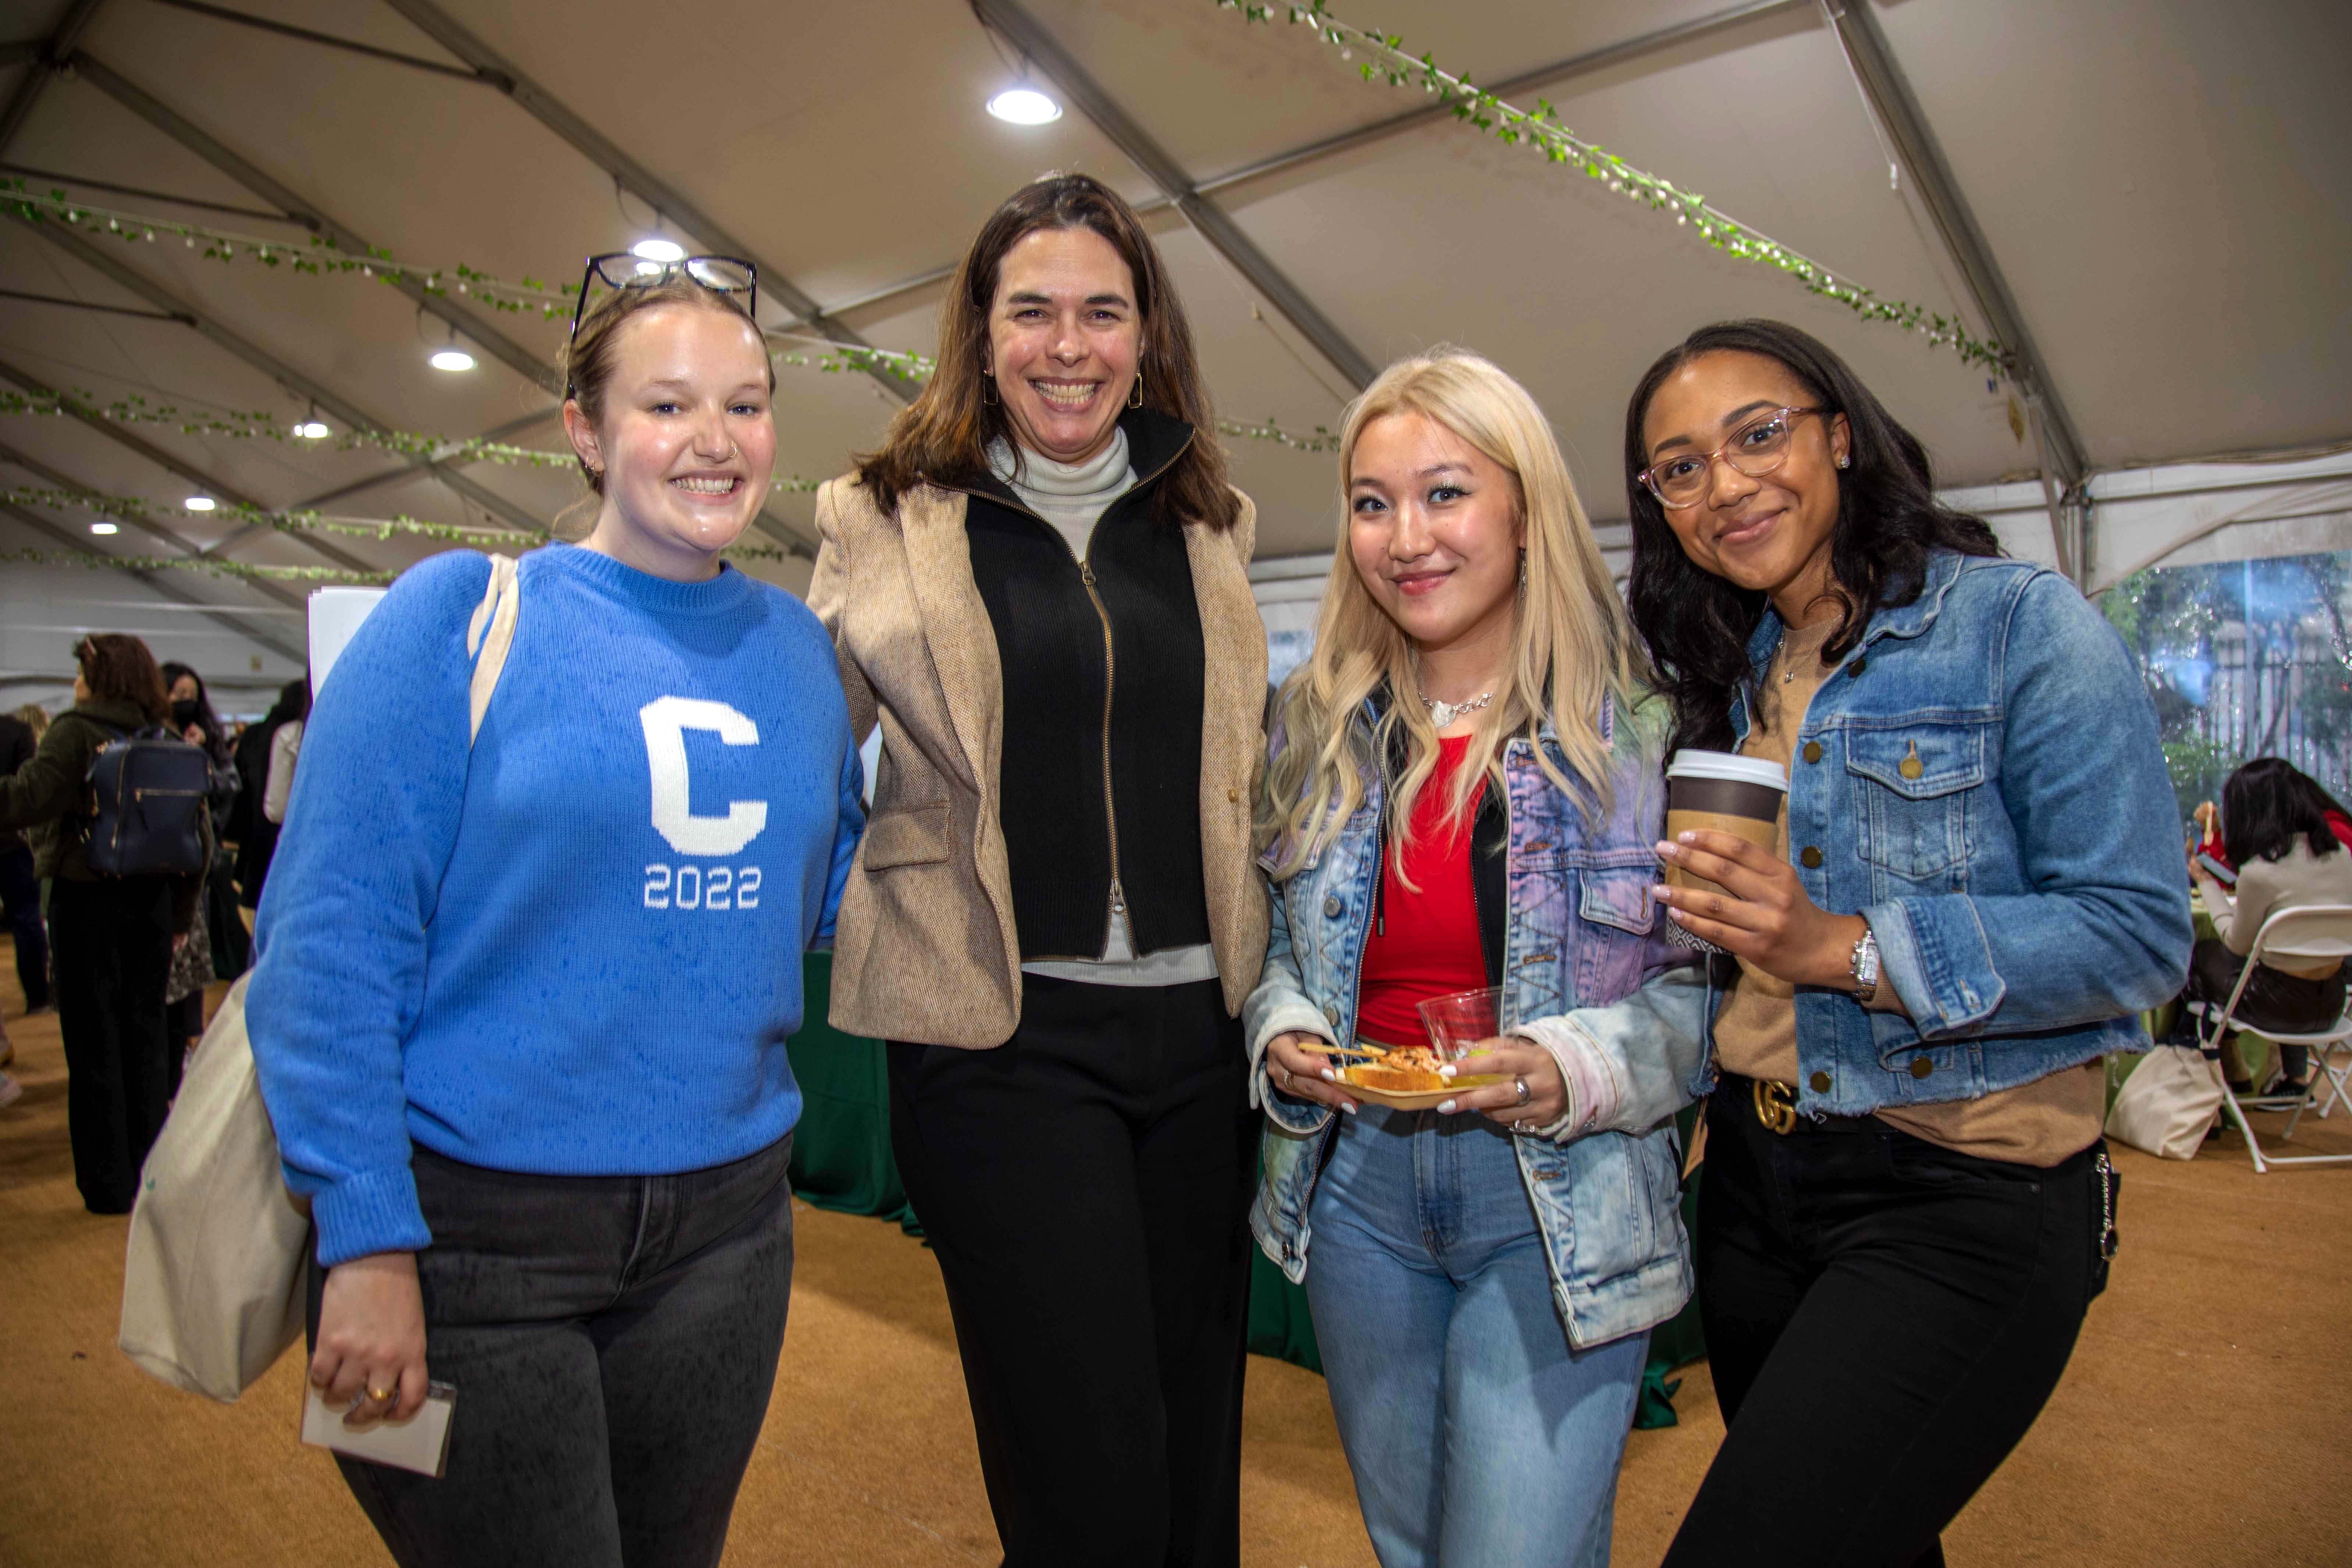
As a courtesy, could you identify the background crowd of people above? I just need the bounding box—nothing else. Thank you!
[0,658,306,1205]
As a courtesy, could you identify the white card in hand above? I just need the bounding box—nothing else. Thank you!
[300,1381,456,1478]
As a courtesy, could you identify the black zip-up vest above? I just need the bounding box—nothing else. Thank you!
[952,409,1213,961]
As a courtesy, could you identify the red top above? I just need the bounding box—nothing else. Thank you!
[1355,735,1490,1048]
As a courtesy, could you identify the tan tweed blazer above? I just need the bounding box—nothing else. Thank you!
[808,472,1270,1048]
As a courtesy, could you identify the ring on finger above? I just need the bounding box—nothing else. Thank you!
[366,1383,393,1404]
[1512,1075,1532,1107]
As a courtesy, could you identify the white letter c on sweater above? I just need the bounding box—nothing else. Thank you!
[639,696,769,857]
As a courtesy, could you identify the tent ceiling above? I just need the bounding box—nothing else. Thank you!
[3,0,2347,680]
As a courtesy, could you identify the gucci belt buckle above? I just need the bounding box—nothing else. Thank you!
[1752,1078,1799,1135]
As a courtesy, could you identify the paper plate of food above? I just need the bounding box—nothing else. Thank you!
[1316,1043,1506,1110]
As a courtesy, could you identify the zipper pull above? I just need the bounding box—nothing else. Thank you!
[1109,877,1126,915]
[1080,561,1096,587]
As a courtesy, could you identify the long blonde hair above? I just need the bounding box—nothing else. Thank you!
[1259,348,1647,882]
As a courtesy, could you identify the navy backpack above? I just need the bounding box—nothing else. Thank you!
[86,725,211,878]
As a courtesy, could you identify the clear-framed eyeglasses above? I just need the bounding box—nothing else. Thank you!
[1638,406,1828,509]
[564,253,759,394]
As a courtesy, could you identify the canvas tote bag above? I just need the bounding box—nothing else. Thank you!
[119,556,521,1401]
[2103,1043,2227,1160]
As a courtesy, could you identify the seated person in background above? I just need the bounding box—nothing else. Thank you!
[2182,758,2352,1096]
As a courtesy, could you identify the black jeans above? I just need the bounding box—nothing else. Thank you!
[0,841,47,1008]
[2182,934,2346,1082]
[50,875,174,1213]
[888,975,1256,1568]
[305,1133,796,1568]
[1663,1079,2100,1568]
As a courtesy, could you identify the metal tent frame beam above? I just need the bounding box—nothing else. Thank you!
[11,216,551,542]
[3,499,309,666]
[1818,1,2090,576]
[970,0,1377,391]
[0,354,375,576]
[1171,0,1810,210]
[0,0,106,151]
[376,0,912,407]
[0,439,311,666]
[72,51,562,397]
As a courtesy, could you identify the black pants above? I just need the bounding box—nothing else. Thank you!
[50,876,174,1213]
[888,975,1256,1568]
[2182,935,2346,1082]
[1,842,47,1009]
[305,1134,796,1568]
[1663,1079,2100,1568]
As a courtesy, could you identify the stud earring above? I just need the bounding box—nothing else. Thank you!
[1837,455,1850,469]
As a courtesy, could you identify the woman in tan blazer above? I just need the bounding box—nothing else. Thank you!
[808,173,1267,1568]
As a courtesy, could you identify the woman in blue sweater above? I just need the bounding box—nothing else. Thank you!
[249,263,862,1568]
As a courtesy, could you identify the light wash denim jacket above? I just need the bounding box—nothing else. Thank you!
[1245,693,1711,1349]
[1736,550,2192,1114]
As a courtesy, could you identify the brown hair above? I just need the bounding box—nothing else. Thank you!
[559,275,774,502]
[856,173,1238,530]
[74,633,169,722]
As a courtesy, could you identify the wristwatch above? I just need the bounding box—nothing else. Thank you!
[1849,925,1880,1005]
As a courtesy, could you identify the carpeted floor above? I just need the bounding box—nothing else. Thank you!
[2,957,2346,1566]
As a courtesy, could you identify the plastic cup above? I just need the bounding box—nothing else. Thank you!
[1664,750,1787,899]
[1416,985,1505,1062]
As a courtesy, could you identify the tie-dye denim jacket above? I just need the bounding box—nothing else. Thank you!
[1245,692,1711,1349]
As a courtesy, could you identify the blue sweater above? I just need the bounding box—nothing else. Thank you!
[250,547,862,1267]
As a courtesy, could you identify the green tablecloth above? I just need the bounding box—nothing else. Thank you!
[782,953,1707,1427]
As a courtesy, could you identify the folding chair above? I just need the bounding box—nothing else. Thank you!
[2187,902,2352,1172]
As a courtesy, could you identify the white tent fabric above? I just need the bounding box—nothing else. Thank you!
[1,0,2346,702]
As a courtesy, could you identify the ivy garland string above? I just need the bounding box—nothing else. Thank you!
[3,484,806,584]
[1213,1,2007,371]
[0,390,828,494]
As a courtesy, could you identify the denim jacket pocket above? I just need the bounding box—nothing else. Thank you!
[1573,863,1660,1006]
[1845,722,1988,885]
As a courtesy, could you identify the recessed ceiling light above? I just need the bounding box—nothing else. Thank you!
[429,348,476,372]
[90,520,119,535]
[986,87,1062,125]
[293,419,331,439]
[184,496,217,511]
[631,237,686,263]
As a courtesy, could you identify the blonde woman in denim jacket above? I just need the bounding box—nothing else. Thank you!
[1627,321,2192,1568]
[1250,350,1709,1568]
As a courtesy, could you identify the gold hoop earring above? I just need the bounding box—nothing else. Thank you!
[1128,369,1144,410]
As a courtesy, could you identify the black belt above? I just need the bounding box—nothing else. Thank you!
[1715,1071,1876,1136]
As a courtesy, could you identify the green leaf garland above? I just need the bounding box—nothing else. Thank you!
[1212,1,2007,371]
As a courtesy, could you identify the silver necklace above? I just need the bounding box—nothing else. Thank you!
[1422,690,1494,729]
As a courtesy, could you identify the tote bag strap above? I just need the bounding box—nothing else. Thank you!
[464,553,521,746]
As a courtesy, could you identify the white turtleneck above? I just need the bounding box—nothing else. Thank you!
[986,430,1136,559]
[985,428,1220,990]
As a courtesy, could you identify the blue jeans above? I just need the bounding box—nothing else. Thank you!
[1305,1106,1648,1567]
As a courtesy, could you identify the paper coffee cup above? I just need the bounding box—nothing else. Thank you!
[1664,750,1787,897]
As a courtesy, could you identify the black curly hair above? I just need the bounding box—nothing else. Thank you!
[1623,319,2002,753]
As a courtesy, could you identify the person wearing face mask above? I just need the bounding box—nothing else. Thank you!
[1623,320,2189,1567]
[1,634,206,1210]
[159,662,242,1070]
[247,265,863,1566]
[1250,350,1707,1567]
[810,173,1266,1567]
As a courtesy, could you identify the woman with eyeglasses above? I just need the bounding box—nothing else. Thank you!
[809,173,1266,1567]
[250,261,863,1567]
[1624,320,2189,1567]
